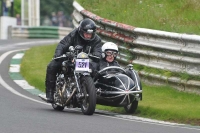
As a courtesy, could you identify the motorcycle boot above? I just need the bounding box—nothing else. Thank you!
[46,81,55,103]
[46,91,54,103]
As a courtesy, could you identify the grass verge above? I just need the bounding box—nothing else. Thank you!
[76,0,200,35]
[20,44,200,126]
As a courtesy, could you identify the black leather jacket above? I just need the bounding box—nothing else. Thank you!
[98,58,120,70]
[54,28,102,61]
[92,58,121,79]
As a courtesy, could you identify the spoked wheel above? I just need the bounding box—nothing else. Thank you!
[80,76,96,115]
[124,100,138,114]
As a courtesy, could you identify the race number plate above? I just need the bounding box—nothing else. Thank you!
[75,59,89,71]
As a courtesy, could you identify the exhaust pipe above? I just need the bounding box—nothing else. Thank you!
[38,94,48,102]
[38,87,77,105]
[64,87,77,106]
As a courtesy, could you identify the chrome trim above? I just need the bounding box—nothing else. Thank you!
[98,66,126,74]
[120,94,127,104]
[132,70,141,90]
[96,83,125,92]
[115,76,126,90]
[100,90,142,94]
[129,85,136,91]
[127,76,130,90]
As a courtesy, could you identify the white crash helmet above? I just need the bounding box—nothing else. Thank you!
[102,42,118,58]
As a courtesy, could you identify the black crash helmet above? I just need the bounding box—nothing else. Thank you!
[78,18,97,41]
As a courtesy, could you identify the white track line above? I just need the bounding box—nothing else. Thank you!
[0,49,49,105]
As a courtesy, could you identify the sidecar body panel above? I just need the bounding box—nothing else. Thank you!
[95,73,142,107]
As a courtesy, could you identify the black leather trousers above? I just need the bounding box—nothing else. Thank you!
[45,59,62,96]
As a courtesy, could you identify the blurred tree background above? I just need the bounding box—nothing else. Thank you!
[9,0,74,27]
[40,0,73,17]
[0,0,21,16]
[40,0,74,27]
[14,0,21,16]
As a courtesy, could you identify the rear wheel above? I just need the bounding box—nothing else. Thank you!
[80,76,96,115]
[124,100,138,114]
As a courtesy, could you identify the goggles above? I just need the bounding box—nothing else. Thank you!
[82,29,94,34]
[105,51,118,57]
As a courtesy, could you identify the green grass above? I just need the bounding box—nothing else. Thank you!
[20,44,56,92]
[138,84,200,120]
[76,0,200,35]
[21,44,200,126]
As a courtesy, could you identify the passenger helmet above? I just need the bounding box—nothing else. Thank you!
[102,42,118,58]
[78,18,96,41]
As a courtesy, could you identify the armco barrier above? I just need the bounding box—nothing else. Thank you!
[8,26,29,39]
[9,26,73,39]
[28,26,59,38]
[73,1,200,94]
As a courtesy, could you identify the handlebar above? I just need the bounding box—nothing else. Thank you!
[53,52,100,61]
[88,54,100,59]
[53,54,67,60]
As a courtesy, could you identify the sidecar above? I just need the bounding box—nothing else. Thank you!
[94,65,142,113]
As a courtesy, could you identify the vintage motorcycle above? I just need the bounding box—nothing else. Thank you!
[39,45,96,115]
[94,65,142,113]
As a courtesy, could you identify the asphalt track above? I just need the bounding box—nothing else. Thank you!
[0,39,200,133]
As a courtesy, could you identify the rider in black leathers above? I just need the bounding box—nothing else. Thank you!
[45,18,102,103]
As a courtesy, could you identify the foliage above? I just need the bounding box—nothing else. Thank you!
[40,0,74,23]
[14,0,21,16]
[0,0,20,16]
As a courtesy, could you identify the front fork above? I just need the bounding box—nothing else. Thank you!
[74,71,90,100]
[74,71,81,93]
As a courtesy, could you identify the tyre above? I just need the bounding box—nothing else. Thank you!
[52,103,65,111]
[124,100,138,114]
[80,76,96,115]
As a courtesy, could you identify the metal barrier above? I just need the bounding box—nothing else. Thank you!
[8,26,73,39]
[72,1,200,94]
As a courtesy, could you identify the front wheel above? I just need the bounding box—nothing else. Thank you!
[124,100,138,114]
[80,76,96,115]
